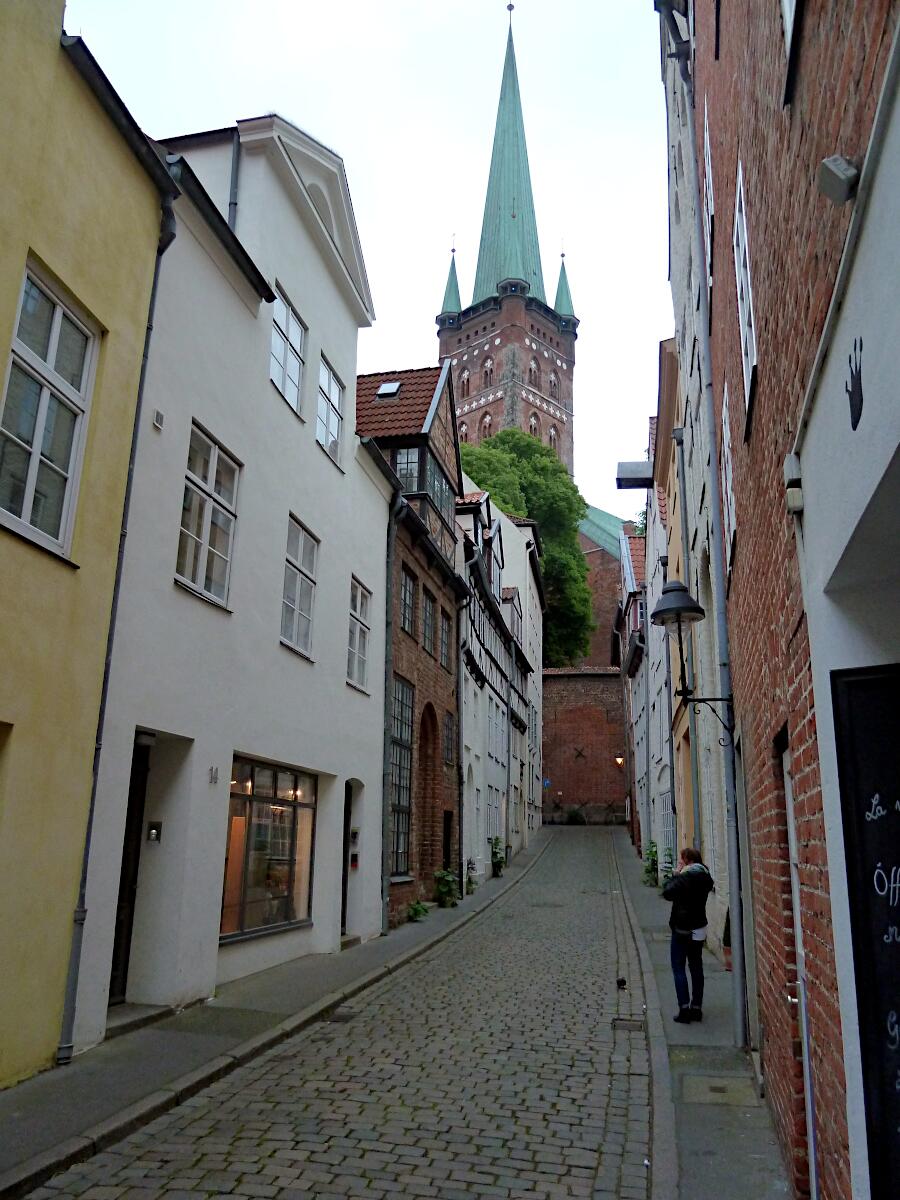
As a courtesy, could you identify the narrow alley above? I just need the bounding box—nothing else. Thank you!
[12,831,787,1200]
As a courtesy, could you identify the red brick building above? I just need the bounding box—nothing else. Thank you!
[541,506,628,825]
[356,365,468,925]
[657,3,898,1195]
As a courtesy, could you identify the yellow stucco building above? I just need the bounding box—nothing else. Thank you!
[0,0,174,1086]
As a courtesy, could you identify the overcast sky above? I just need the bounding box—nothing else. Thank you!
[63,0,673,518]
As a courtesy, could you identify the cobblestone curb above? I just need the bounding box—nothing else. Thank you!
[611,832,679,1200]
[0,834,555,1200]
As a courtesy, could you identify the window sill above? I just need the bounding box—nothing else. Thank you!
[174,577,232,612]
[0,514,79,568]
[390,875,415,886]
[280,638,315,664]
[316,440,345,473]
[346,679,370,696]
[400,626,418,643]
[219,917,313,946]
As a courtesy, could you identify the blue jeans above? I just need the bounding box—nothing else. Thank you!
[670,931,704,1009]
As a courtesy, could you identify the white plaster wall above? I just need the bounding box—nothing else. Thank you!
[794,81,900,1200]
[74,149,389,1051]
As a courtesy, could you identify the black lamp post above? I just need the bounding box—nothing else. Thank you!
[650,580,734,740]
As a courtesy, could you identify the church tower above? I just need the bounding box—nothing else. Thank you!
[437,23,578,473]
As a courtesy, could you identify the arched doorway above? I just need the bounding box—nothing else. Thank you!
[415,704,440,891]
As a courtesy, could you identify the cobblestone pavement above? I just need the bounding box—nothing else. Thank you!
[29,830,651,1200]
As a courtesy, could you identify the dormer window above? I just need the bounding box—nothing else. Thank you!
[460,369,470,399]
[482,358,494,388]
[395,446,420,493]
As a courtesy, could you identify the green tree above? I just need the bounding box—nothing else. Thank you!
[460,430,593,666]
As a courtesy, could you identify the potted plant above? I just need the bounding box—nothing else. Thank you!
[490,836,505,878]
[433,868,460,908]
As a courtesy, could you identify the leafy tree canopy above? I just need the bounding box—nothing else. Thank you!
[460,430,593,666]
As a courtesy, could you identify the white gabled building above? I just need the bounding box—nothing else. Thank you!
[456,480,543,881]
[73,116,391,1052]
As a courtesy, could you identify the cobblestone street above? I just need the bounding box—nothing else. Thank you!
[28,831,651,1200]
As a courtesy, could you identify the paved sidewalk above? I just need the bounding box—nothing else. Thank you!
[0,832,552,1196]
[612,832,790,1200]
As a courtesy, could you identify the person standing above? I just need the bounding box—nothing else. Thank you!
[662,847,714,1022]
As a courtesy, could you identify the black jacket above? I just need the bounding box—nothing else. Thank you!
[662,863,714,932]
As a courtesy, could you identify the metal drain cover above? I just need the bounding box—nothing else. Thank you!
[681,1073,760,1106]
[325,1007,358,1023]
[612,1017,645,1032]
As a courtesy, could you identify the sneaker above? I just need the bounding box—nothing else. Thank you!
[673,1007,693,1023]
[689,1007,703,1022]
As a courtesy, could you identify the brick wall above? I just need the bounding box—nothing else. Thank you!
[439,292,577,472]
[578,532,621,669]
[692,3,897,1194]
[389,521,460,925]
[541,672,626,824]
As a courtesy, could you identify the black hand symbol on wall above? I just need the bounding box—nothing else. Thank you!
[846,337,864,431]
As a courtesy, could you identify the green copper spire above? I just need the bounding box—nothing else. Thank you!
[440,252,461,314]
[554,255,575,316]
[472,29,546,305]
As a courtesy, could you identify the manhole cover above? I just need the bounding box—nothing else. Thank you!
[325,1008,358,1023]
[681,1073,760,1106]
[612,1017,645,1032]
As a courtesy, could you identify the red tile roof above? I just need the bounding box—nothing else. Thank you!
[501,587,518,601]
[356,366,441,439]
[627,535,645,585]
[461,490,487,504]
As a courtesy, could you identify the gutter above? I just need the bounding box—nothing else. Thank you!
[657,0,748,1048]
[673,427,702,851]
[57,195,178,1065]
[379,489,405,935]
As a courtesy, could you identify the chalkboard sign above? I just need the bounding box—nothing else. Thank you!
[832,663,900,1197]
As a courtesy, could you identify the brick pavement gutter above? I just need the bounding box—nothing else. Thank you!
[0,833,554,1200]
[611,829,679,1200]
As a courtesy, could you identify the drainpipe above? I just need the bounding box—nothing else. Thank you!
[660,557,677,868]
[456,591,469,899]
[227,128,241,232]
[657,0,748,1047]
[673,427,702,850]
[379,492,404,935]
[57,194,177,1065]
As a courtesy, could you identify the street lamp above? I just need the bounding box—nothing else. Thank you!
[650,579,734,740]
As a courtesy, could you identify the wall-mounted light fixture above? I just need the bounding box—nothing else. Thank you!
[650,579,734,741]
[614,755,625,767]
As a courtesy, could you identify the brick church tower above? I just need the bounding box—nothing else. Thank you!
[437,25,578,474]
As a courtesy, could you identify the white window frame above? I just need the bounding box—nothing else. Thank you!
[0,270,96,555]
[281,516,318,655]
[347,576,371,688]
[720,384,737,571]
[176,424,239,605]
[781,0,797,57]
[703,97,715,308]
[733,163,758,410]
[316,357,343,462]
[269,286,305,414]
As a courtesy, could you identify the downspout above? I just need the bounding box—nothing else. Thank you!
[227,127,241,232]
[673,427,702,850]
[660,557,677,866]
[658,0,747,1047]
[380,492,404,936]
[456,592,469,900]
[57,194,177,1065]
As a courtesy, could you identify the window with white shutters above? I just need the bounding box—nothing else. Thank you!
[720,385,737,570]
[732,163,758,410]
